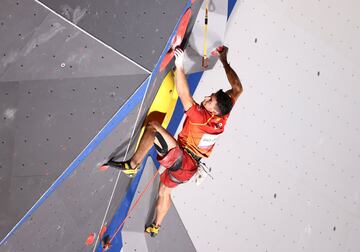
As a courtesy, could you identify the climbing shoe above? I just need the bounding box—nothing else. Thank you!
[101,235,111,251]
[145,223,160,237]
[102,159,138,177]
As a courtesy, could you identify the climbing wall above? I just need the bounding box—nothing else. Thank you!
[183,0,228,73]
[173,0,360,251]
[0,0,191,251]
[0,0,148,243]
[121,157,196,252]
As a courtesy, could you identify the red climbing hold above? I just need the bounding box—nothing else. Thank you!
[85,232,96,246]
[99,225,107,239]
[99,164,109,172]
[160,8,192,72]
[211,45,225,56]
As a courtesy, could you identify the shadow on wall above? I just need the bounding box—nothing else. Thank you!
[107,110,167,162]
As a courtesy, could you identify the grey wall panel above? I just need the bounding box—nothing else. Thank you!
[91,96,154,248]
[38,0,188,70]
[122,158,197,252]
[1,101,144,251]
[87,68,176,250]
[0,0,198,249]
[145,202,197,252]
[0,73,148,242]
[0,82,17,231]
[0,0,48,77]
[1,5,146,82]
[184,0,228,74]
[4,18,193,249]
[122,158,161,233]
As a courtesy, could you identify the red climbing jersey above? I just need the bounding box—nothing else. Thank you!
[159,99,234,188]
[177,103,231,158]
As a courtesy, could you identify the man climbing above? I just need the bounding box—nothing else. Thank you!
[102,46,243,237]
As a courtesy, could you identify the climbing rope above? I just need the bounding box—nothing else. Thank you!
[101,168,161,251]
[202,0,209,68]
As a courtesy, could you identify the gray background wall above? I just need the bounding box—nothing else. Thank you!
[173,0,360,251]
[0,0,189,250]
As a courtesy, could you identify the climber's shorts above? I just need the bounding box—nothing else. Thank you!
[158,146,198,188]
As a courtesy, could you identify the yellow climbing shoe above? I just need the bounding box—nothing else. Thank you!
[145,223,160,237]
[103,159,138,177]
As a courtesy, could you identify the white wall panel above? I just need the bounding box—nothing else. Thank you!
[173,0,360,251]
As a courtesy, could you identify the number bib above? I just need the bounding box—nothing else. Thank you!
[198,133,220,148]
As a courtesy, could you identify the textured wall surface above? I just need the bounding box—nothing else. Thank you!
[2,0,359,251]
[173,0,360,251]
[0,0,189,250]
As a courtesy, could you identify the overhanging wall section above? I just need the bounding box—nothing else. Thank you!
[0,0,149,244]
[1,88,149,251]
[38,0,188,70]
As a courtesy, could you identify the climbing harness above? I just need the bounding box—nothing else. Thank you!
[184,147,202,163]
[167,169,188,185]
[165,148,200,185]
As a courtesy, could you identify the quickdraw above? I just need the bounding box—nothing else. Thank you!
[202,0,209,68]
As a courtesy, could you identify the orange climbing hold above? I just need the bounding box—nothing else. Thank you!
[85,232,96,246]
[211,45,224,56]
[99,225,107,238]
[160,8,192,72]
[99,164,109,172]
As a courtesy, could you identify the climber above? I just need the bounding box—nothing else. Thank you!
[102,46,243,237]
